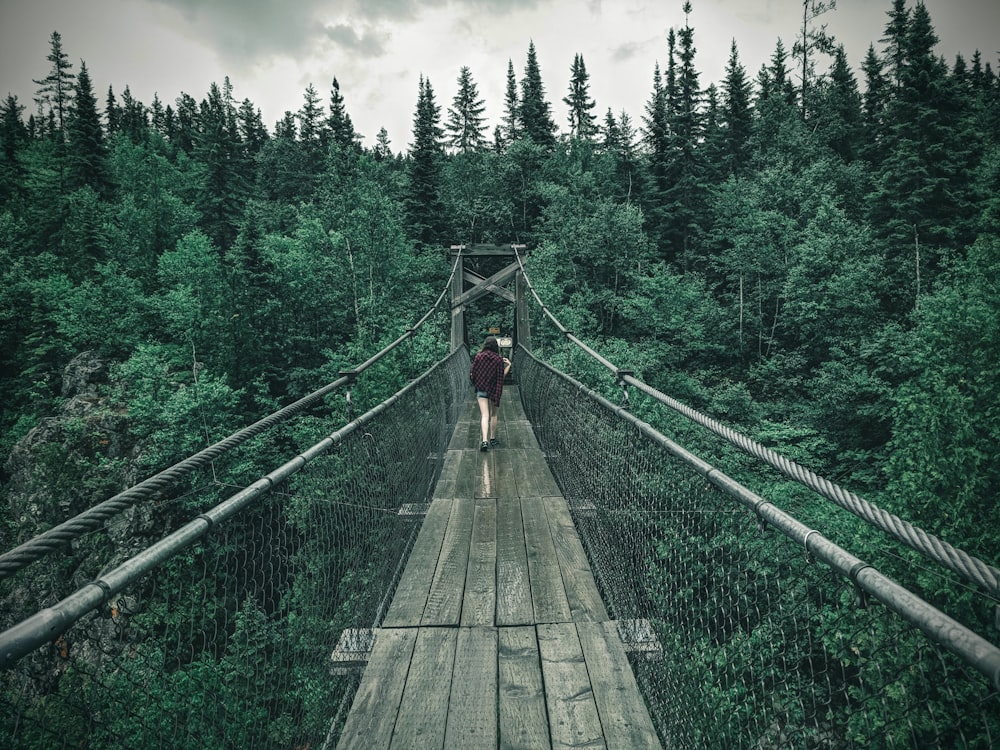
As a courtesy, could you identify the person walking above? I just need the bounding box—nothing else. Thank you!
[469,335,511,451]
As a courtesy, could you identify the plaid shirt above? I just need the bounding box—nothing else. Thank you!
[470,349,505,406]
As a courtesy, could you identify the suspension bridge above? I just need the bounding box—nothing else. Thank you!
[1,245,998,749]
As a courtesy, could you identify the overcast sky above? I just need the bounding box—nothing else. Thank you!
[2,0,998,151]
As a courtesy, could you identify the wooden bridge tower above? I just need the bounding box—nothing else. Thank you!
[449,243,531,355]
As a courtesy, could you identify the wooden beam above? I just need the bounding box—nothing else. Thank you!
[451,243,528,257]
[464,269,516,303]
[453,261,520,308]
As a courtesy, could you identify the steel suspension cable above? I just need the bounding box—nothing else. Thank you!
[514,253,1000,597]
[0,248,465,580]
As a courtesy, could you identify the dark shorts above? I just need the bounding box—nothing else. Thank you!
[476,390,489,399]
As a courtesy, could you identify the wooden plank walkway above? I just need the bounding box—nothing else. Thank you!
[337,387,662,749]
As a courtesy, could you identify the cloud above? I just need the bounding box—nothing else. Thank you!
[324,23,390,58]
[610,36,659,63]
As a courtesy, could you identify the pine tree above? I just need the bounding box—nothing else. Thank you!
[793,0,837,119]
[445,66,488,152]
[0,95,28,204]
[33,31,75,136]
[720,40,752,175]
[105,86,121,137]
[860,43,890,162]
[519,41,557,147]
[563,53,597,139]
[664,0,705,264]
[297,83,323,147]
[502,60,520,144]
[872,1,970,313]
[761,39,797,107]
[373,127,392,161]
[237,98,268,155]
[881,0,910,91]
[327,77,356,149]
[118,86,148,143]
[813,44,863,162]
[66,61,110,195]
[406,75,446,247]
[195,81,247,248]
[174,92,198,151]
[642,62,669,194]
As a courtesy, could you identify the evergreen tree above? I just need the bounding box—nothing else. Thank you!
[406,75,446,247]
[813,44,864,162]
[872,1,971,312]
[297,83,324,148]
[763,39,797,107]
[664,0,705,265]
[501,59,520,144]
[373,127,393,161]
[237,98,268,156]
[519,41,557,147]
[445,66,488,152]
[881,0,910,91]
[173,92,199,152]
[66,61,110,195]
[0,94,28,205]
[118,86,149,143]
[105,85,121,137]
[860,44,890,164]
[194,81,247,248]
[33,30,75,136]
[563,53,597,139]
[327,77,356,150]
[720,40,752,176]
[642,62,669,186]
[793,0,837,119]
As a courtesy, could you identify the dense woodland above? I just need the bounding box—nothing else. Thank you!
[1,0,998,582]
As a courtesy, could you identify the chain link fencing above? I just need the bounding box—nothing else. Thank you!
[516,346,1000,750]
[1,347,470,749]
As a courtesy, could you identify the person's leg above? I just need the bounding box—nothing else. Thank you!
[489,399,498,442]
[477,395,491,447]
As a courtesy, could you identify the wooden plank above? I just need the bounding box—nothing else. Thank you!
[382,499,453,628]
[543,498,609,623]
[390,627,458,750]
[577,621,662,749]
[496,499,533,627]
[444,627,499,749]
[521,497,572,624]
[513,448,562,497]
[433,449,462,499]
[503,420,539,450]
[498,388,527,421]
[337,628,418,749]
[452,448,476,498]
[448,418,479,451]
[537,623,606,750]
[461,499,498,627]
[491,448,521,499]
[421,498,475,626]
[498,626,551,750]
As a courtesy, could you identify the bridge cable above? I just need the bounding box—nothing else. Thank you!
[514,252,1000,598]
[0,247,465,581]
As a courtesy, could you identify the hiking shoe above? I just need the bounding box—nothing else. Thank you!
[490,438,499,447]
[480,441,489,452]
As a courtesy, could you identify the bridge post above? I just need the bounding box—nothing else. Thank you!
[450,246,466,352]
[515,246,531,354]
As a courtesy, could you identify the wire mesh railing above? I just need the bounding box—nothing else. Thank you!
[516,346,1000,749]
[0,345,470,748]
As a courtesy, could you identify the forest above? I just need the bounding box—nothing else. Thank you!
[1,0,998,658]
